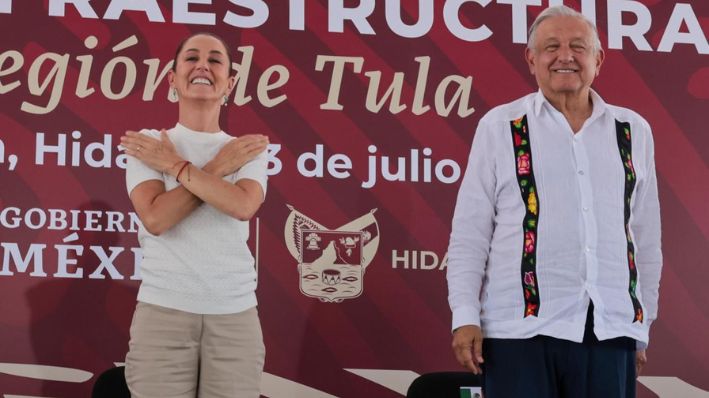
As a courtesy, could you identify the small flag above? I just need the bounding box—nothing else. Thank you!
[460,386,482,398]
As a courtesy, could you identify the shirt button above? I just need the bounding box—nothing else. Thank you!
[585,247,591,252]
[583,207,589,212]
[578,170,585,175]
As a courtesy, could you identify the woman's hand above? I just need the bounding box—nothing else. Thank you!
[122,129,184,175]
[204,134,269,177]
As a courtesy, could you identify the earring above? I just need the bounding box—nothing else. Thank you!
[170,87,178,102]
[223,95,229,106]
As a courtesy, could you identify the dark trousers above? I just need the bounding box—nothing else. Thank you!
[481,304,636,398]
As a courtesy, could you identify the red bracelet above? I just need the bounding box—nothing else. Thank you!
[176,161,191,182]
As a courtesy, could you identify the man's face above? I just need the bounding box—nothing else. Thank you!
[525,15,604,100]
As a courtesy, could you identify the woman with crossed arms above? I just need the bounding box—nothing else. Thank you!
[121,32,269,397]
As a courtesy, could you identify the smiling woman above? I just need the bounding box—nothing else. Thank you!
[119,32,270,398]
[169,33,233,107]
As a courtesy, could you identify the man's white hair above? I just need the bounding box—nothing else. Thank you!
[527,5,602,53]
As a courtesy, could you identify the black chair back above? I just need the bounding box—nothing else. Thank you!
[91,366,131,398]
[406,372,482,398]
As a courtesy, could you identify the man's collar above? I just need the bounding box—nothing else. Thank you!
[588,89,607,121]
[533,90,546,116]
[532,89,607,119]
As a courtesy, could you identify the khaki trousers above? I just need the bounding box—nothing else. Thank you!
[125,302,265,398]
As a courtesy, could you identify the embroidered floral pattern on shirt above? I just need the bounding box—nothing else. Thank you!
[616,120,644,323]
[511,115,540,318]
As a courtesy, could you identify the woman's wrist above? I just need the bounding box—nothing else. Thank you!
[166,158,187,177]
[202,160,217,175]
[176,161,191,183]
[203,160,228,176]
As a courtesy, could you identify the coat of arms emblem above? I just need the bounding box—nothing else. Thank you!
[284,206,380,303]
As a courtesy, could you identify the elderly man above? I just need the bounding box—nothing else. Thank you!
[447,5,662,398]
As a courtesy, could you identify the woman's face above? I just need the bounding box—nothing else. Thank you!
[169,34,234,105]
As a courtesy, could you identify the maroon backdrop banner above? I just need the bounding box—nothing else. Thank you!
[0,1,707,397]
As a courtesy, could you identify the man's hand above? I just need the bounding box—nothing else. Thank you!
[204,134,268,176]
[636,349,647,377]
[452,325,484,375]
